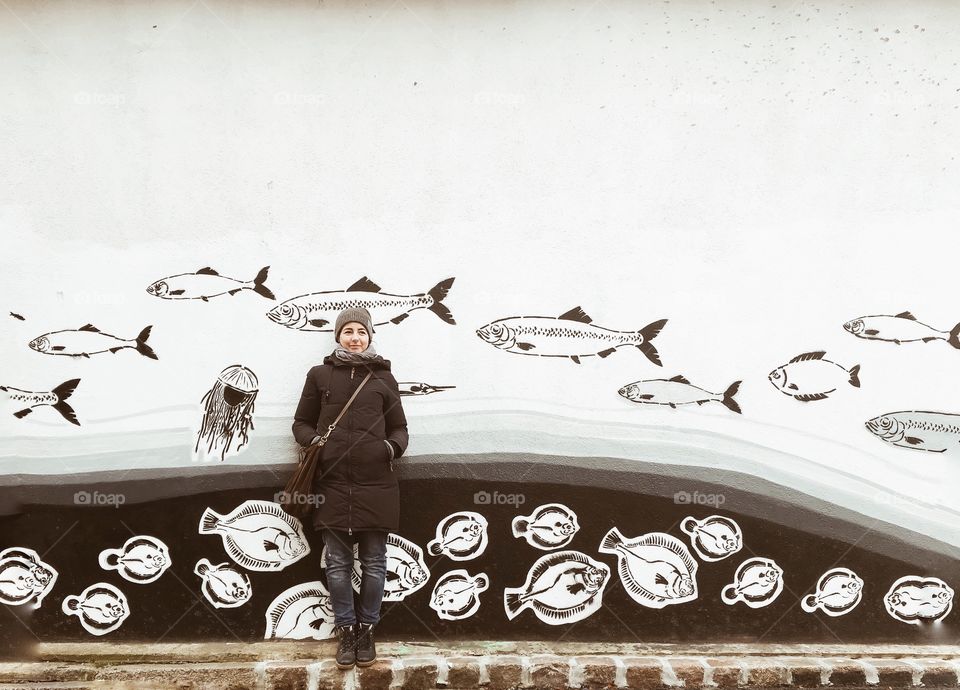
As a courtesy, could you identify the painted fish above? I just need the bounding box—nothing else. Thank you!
[0,547,58,608]
[721,558,784,608]
[332,534,430,602]
[599,528,698,608]
[199,500,310,571]
[98,536,171,584]
[844,312,960,348]
[503,550,609,625]
[61,583,129,636]
[885,576,954,625]
[10,312,25,321]
[619,376,742,414]
[512,503,580,550]
[476,307,667,365]
[427,511,488,560]
[147,266,275,301]
[267,276,455,331]
[865,411,960,454]
[28,324,157,360]
[430,570,489,621]
[1,379,80,425]
[264,581,336,640]
[194,558,252,609]
[398,382,456,397]
[680,515,743,562]
[801,567,864,617]
[768,351,859,402]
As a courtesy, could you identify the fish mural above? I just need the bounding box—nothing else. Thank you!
[195,365,259,462]
[801,567,864,617]
[198,500,310,571]
[28,324,157,360]
[398,382,456,397]
[503,550,610,625]
[680,516,743,562]
[619,376,742,414]
[427,511,488,560]
[721,558,784,608]
[267,276,455,331]
[512,503,580,551]
[194,558,252,609]
[0,547,58,608]
[476,307,667,365]
[768,351,860,402]
[865,411,960,454]
[430,569,489,621]
[264,581,336,640]
[61,582,129,636]
[98,536,171,584]
[322,534,430,602]
[1,378,80,425]
[146,266,275,301]
[599,528,698,609]
[884,576,954,625]
[844,312,960,348]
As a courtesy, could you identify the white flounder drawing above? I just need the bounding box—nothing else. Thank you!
[264,581,336,640]
[427,511,488,561]
[885,576,954,625]
[61,582,129,636]
[0,547,58,608]
[721,558,784,608]
[98,535,171,584]
[599,528,698,609]
[801,567,863,617]
[199,500,310,571]
[504,550,609,625]
[430,569,489,621]
[680,516,743,562]
[194,558,252,609]
[512,503,579,551]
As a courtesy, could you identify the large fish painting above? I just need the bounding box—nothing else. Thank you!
[619,376,742,414]
[844,312,960,348]
[28,325,157,360]
[199,500,310,571]
[721,557,784,608]
[264,581,336,640]
[476,307,667,365]
[98,536,171,584]
[0,547,58,608]
[768,351,859,402]
[885,576,954,625]
[801,567,864,617]
[267,276,455,331]
[1,379,80,425]
[430,570,489,621]
[599,528,698,609]
[865,411,960,453]
[504,550,609,625]
[61,582,129,636]
[147,266,275,301]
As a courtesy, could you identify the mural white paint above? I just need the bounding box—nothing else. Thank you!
[198,500,310,571]
[512,503,580,551]
[427,511,488,561]
[61,582,129,636]
[430,569,489,621]
[98,535,171,584]
[884,576,954,625]
[801,567,864,617]
[503,550,610,625]
[680,516,743,563]
[264,581,336,640]
[0,547,58,608]
[599,528,698,609]
[721,558,785,609]
[194,558,252,609]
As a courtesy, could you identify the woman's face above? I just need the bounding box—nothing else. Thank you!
[339,322,370,352]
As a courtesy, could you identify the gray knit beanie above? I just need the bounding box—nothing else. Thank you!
[335,308,374,342]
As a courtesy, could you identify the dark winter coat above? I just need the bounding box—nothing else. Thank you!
[292,354,408,534]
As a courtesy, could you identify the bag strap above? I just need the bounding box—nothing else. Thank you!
[315,371,373,446]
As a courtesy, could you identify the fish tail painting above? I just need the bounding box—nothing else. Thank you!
[252,266,275,301]
[511,519,529,538]
[503,590,526,618]
[721,381,742,414]
[848,364,861,388]
[134,326,158,360]
[199,508,223,535]
[427,278,456,325]
[950,322,960,349]
[636,319,668,367]
[4,378,81,425]
[49,379,81,424]
[599,526,624,553]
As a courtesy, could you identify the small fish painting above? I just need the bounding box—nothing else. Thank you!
[194,558,252,609]
[680,515,743,562]
[427,511,488,561]
[476,307,667,365]
[801,567,864,617]
[599,528,698,609]
[61,582,129,636]
[321,534,430,602]
[504,550,609,625]
[28,324,157,360]
[844,312,960,348]
[264,581,336,640]
[98,536,171,584]
[430,569,489,621]
[10,312,25,321]
[267,276,455,331]
[768,351,860,402]
[885,576,954,625]
[147,266,275,301]
[398,382,456,397]
[199,500,310,571]
[1,379,80,425]
[619,376,742,414]
[865,411,960,453]
[0,547,58,608]
[721,558,784,608]
[512,503,580,551]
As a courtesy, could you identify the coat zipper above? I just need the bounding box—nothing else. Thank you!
[348,366,355,534]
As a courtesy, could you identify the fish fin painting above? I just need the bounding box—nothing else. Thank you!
[720,558,784,608]
[427,511,489,560]
[430,569,489,621]
[397,382,456,397]
[680,516,743,562]
[884,576,954,625]
[598,528,698,609]
[768,351,859,401]
[28,325,157,360]
[2,378,81,425]
[264,581,335,640]
[98,536,171,584]
[800,567,864,617]
[865,411,960,453]
[476,308,668,366]
[194,558,252,608]
[619,378,742,414]
[194,365,258,462]
[844,312,960,349]
[61,583,129,636]
[266,276,456,331]
[147,266,275,301]
[512,503,580,550]
[503,550,609,624]
[0,547,58,608]
[198,500,310,571]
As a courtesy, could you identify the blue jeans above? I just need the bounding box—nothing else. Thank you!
[322,529,388,627]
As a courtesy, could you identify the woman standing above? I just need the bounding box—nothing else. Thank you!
[292,307,408,669]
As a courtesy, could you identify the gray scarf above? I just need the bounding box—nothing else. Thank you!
[332,343,383,364]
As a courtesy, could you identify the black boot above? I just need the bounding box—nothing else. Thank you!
[334,624,357,669]
[355,622,377,666]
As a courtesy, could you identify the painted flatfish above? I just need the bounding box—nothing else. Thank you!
[503,550,610,625]
[198,500,309,571]
[599,528,698,608]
